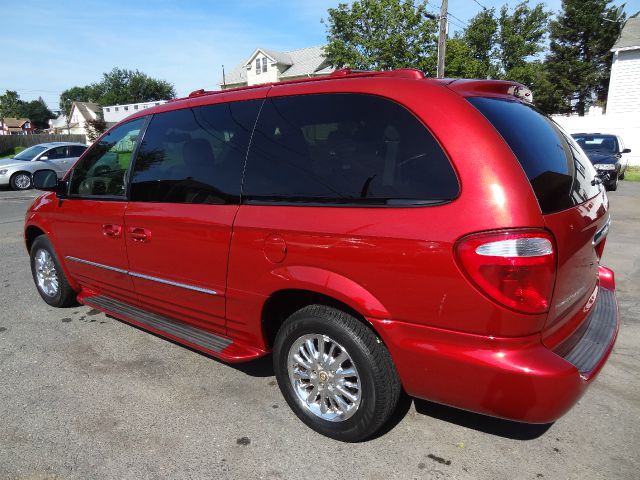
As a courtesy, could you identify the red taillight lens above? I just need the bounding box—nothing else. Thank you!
[455,230,557,314]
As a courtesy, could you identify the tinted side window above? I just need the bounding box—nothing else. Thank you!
[69,145,87,157]
[130,100,261,204]
[468,97,600,213]
[243,93,459,205]
[44,146,68,159]
[70,118,144,197]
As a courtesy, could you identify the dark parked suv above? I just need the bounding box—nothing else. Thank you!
[26,69,619,441]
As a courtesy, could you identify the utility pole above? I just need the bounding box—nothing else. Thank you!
[222,65,226,89]
[437,0,448,78]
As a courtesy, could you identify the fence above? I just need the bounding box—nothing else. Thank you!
[0,134,87,154]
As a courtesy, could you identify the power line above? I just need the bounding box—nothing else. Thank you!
[447,18,467,30]
[472,0,488,10]
[447,12,469,28]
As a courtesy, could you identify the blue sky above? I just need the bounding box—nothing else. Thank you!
[1,0,637,111]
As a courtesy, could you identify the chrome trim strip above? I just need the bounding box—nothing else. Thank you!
[593,217,611,247]
[128,271,218,295]
[66,256,129,274]
[65,256,218,296]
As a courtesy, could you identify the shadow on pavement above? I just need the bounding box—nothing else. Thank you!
[413,399,553,440]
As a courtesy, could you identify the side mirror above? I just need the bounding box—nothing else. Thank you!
[33,169,68,197]
[622,148,631,154]
[39,156,49,161]
[33,170,58,190]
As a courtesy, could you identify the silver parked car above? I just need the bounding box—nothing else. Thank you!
[0,142,87,190]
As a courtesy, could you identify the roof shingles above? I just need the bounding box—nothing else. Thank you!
[612,17,640,51]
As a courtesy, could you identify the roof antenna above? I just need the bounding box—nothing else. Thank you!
[222,65,226,89]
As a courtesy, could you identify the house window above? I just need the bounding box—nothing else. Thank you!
[124,106,129,111]
[115,107,119,112]
[106,108,110,112]
[262,57,267,73]
[134,105,139,110]
[155,103,160,106]
[256,58,261,75]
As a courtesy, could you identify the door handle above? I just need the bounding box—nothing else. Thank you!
[102,224,122,238]
[128,227,151,243]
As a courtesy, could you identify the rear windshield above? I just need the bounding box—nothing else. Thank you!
[468,97,600,214]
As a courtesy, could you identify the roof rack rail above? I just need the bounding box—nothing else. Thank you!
[330,68,425,80]
[175,68,427,102]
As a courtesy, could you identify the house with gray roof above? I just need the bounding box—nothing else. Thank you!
[607,17,640,115]
[220,45,335,89]
[64,101,101,136]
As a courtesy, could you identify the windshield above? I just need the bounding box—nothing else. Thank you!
[572,135,618,154]
[13,145,48,161]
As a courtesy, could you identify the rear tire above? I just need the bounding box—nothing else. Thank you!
[10,172,32,190]
[273,304,401,442]
[30,235,77,307]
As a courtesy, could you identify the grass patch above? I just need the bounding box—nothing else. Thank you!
[0,146,26,159]
[625,166,640,182]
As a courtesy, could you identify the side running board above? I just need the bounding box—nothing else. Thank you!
[81,295,234,352]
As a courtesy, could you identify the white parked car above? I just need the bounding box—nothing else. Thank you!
[0,142,87,190]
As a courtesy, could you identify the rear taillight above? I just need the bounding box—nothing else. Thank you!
[455,230,557,314]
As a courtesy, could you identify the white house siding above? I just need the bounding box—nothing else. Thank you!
[245,53,281,86]
[552,113,640,166]
[607,49,640,115]
[103,101,167,123]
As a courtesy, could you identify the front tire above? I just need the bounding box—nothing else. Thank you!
[273,304,401,442]
[608,176,619,191]
[30,235,77,307]
[10,172,32,190]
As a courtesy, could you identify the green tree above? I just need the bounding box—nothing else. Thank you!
[323,0,438,74]
[19,97,54,130]
[497,1,549,76]
[547,0,624,115]
[0,90,22,118]
[60,68,175,116]
[444,2,548,82]
[464,8,499,78]
[59,85,99,117]
[444,37,487,78]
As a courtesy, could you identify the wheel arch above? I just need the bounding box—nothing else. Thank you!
[25,225,46,253]
[261,288,389,350]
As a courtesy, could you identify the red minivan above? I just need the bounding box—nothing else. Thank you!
[26,69,619,441]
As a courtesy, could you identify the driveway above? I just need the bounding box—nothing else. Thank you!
[0,184,638,479]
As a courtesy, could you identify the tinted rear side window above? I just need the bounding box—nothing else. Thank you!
[69,145,87,157]
[243,93,459,205]
[130,100,261,204]
[468,97,600,213]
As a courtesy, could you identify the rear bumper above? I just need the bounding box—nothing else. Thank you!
[372,266,619,424]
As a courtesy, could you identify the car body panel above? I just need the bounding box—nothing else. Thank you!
[124,202,236,337]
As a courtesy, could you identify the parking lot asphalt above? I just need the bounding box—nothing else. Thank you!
[0,184,638,480]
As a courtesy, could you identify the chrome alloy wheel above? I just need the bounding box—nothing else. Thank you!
[35,249,59,297]
[14,173,31,190]
[288,334,361,422]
